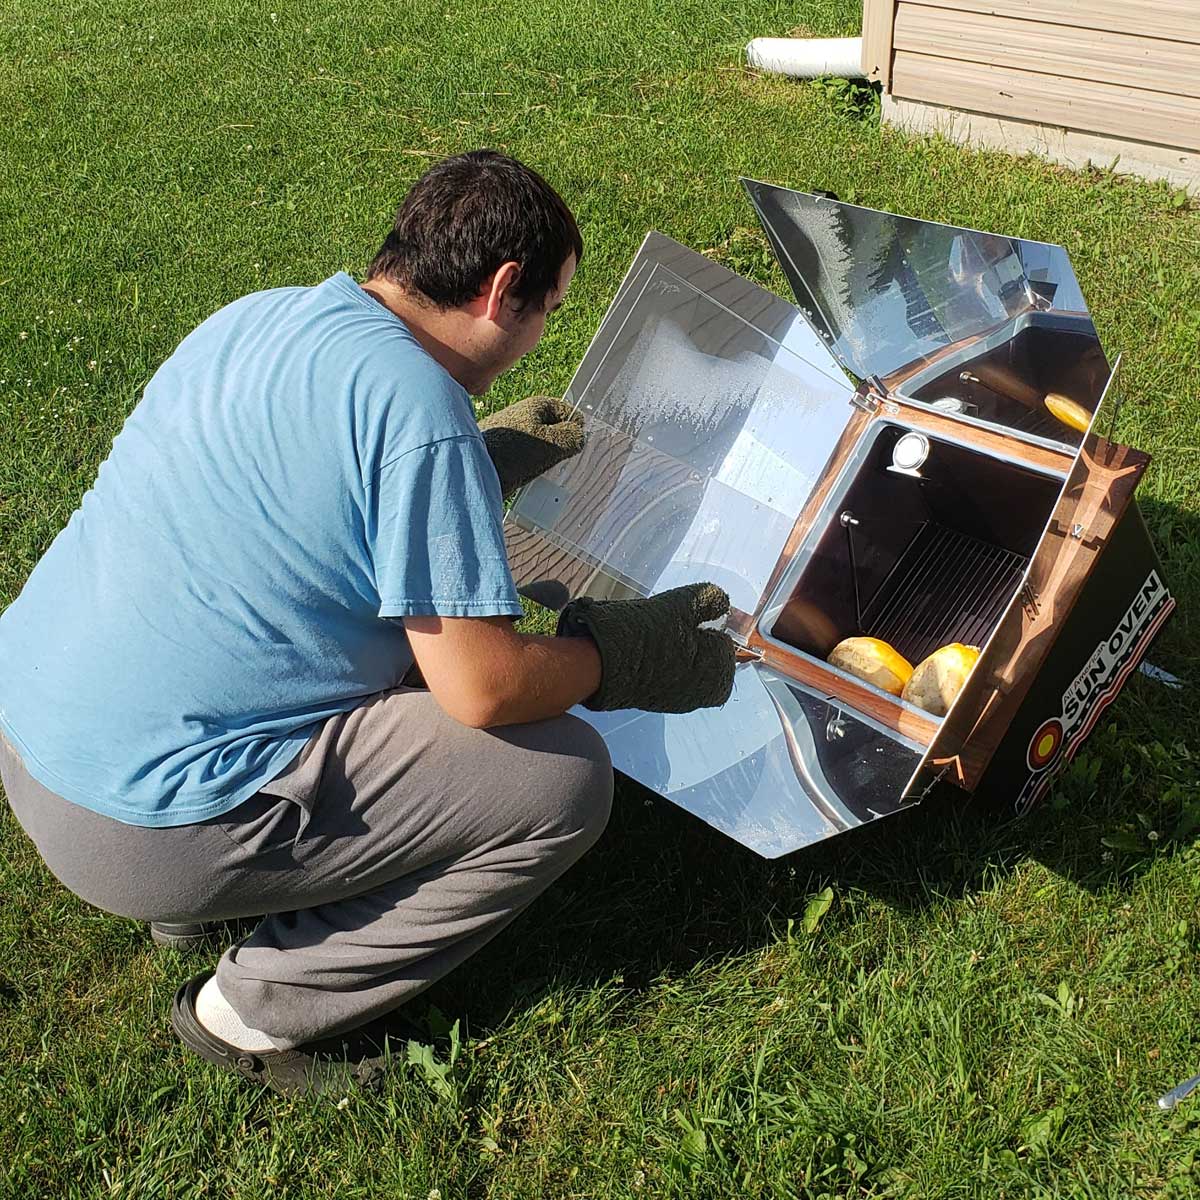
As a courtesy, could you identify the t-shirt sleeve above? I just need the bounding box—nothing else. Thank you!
[368,434,524,619]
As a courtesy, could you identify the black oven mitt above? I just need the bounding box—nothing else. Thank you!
[479,396,585,499]
[557,583,737,713]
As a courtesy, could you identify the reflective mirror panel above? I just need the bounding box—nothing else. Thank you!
[506,233,856,627]
[579,662,922,859]
[742,179,1109,449]
[504,219,1117,858]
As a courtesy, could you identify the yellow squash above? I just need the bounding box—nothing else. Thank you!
[1044,392,1091,434]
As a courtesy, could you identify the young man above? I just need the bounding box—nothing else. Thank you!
[0,150,734,1094]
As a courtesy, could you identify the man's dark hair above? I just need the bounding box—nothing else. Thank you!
[368,149,583,311]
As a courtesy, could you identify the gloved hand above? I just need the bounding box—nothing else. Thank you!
[479,396,585,499]
[557,583,736,713]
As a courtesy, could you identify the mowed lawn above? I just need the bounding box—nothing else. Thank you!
[2,0,1200,1195]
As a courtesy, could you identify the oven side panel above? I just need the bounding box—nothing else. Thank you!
[977,503,1175,817]
[902,436,1151,799]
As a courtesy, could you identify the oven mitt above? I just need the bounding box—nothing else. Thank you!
[479,396,585,499]
[557,583,737,713]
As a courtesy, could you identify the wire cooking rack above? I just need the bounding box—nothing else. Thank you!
[1011,404,1075,442]
[860,523,1029,664]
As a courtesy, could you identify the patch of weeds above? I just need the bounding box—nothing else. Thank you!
[702,225,776,283]
[1035,978,1082,1021]
[406,1020,463,1105]
[1127,1102,1200,1197]
[1048,749,1105,809]
[809,75,881,121]
[1169,188,1194,211]
[1160,920,1195,979]
[1100,817,1159,859]
[801,1128,886,1194]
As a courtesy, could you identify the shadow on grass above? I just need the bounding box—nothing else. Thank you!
[430,496,1198,1032]
[3,510,1193,1069]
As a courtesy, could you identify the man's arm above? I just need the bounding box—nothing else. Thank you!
[404,615,602,728]
[407,583,737,728]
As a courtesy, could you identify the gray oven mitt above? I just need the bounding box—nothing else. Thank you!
[557,583,737,713]
[479,396,585,499]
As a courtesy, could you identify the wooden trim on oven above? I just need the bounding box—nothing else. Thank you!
[746,631,941,745]
[747,406,874,633]
[892,401,1076,476]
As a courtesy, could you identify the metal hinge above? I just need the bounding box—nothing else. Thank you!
[852,375,899,416]
[1020,581,1041,619]
[917,764,952,803]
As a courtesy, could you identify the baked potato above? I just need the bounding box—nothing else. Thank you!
[902,643,981,715]
[828,636,914,697]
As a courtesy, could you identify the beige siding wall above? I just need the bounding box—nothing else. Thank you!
[862,0,1200,154]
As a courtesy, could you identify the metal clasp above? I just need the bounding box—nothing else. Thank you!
[826,712,848,741]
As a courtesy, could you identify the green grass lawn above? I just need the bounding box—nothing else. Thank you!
[2,0,1200,1195]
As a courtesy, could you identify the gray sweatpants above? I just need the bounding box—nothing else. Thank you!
[0,688,613,1047]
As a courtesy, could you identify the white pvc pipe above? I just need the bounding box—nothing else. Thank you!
[746,36,864,79]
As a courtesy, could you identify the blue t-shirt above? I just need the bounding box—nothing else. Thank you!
[0,273,523,826]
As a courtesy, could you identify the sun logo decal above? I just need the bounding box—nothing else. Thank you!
[1013,569,1173,818]
[1026,718,1064,772]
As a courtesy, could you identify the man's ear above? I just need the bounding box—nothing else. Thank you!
[482,261,522,322]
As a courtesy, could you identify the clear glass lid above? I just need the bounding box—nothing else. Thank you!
[507,233,856,629]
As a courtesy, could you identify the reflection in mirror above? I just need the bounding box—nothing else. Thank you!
[742,179,1109,448]
[577,662,921,858]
